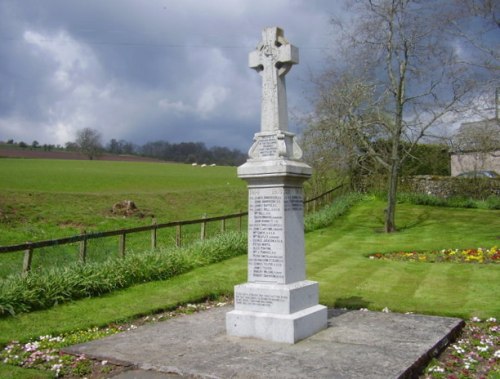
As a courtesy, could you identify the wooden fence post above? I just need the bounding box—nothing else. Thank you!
[151,218,157,249]
[79,230,87,264]
[200,214,207,240]
[238,210,242,232]
[22,243,33,276]
[221,218,226,233]
[176,224,182,247]
[119,233,126,258]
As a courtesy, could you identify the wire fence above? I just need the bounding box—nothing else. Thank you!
[0,185,344,277]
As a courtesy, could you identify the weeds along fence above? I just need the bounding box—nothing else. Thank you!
[0,185,344,276]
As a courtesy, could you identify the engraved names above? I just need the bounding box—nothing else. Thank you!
[235,292,287,308]
[248,187,304,282]
[256,135,278,158]
[248,187,284,282]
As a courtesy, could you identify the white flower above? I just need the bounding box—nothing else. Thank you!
[477,345,489,352]
[471,316,481,323]
[382,307,391,313]
[494,350,500,358]
[428,365,444,373]
[487,317,497,323]
[24,341,40,352]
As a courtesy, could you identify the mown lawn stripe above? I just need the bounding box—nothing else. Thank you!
[464,265,500,318]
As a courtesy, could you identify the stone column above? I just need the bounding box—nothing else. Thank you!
[226,27,327,344]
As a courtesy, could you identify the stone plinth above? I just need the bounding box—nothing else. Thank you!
[226,164,327,343]
[226,26,327,344]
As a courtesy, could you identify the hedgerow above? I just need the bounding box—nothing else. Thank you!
[0,232,246,317]
[304,192,364,232]
[398,192,500,210]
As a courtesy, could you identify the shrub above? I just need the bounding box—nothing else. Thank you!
[485,195,500,210]
[0,232,246,317]
[397,192,500,210]
[304,192,364,232]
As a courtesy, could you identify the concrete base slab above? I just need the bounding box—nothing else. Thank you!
[64,306,463,379]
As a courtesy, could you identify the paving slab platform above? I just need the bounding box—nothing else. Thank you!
[64,306,463,379]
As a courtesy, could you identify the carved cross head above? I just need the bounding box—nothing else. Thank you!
[249,27,298,77]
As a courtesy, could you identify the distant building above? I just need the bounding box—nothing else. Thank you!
[450,118,500,176]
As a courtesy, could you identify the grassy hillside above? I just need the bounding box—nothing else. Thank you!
[0,159,246,243]
[0,159,247,278]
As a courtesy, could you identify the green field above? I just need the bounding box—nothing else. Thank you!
[0,159,247,277]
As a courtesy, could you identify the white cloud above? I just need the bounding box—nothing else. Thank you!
[0,0,345,150]
[197,85,229,117]
[23,29,99,91]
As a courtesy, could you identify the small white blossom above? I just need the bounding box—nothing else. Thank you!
[471,316,481,323]
[382,307,391,313]
[24,341,40,352]
[486,317,497,323]
[428,365,444,373]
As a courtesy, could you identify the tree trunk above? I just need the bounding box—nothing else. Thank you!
[385,121,402,233]
[385,158,399,233]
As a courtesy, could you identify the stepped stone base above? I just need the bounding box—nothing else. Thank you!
[226,280,327,344]
[226,304,327,344]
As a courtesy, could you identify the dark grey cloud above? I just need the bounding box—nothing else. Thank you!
[0,0,342,150]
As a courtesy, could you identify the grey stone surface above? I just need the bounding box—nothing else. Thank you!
[64,306,463,379]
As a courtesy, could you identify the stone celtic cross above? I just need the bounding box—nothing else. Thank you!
[249,27,298,133]
[227,27,326,344]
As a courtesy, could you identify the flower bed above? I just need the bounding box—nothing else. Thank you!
[1,327,120,377]
[423,317,499,378]
[370,247,500,264]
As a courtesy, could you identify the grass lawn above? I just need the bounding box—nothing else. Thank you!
[307,198,499,318]
[0,197,498,377]
[1,197,498,343]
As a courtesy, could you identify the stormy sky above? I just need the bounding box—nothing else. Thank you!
[0,0,344,151]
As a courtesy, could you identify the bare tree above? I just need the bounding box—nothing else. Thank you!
[75,128,103,160]
[306,0,488,232]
